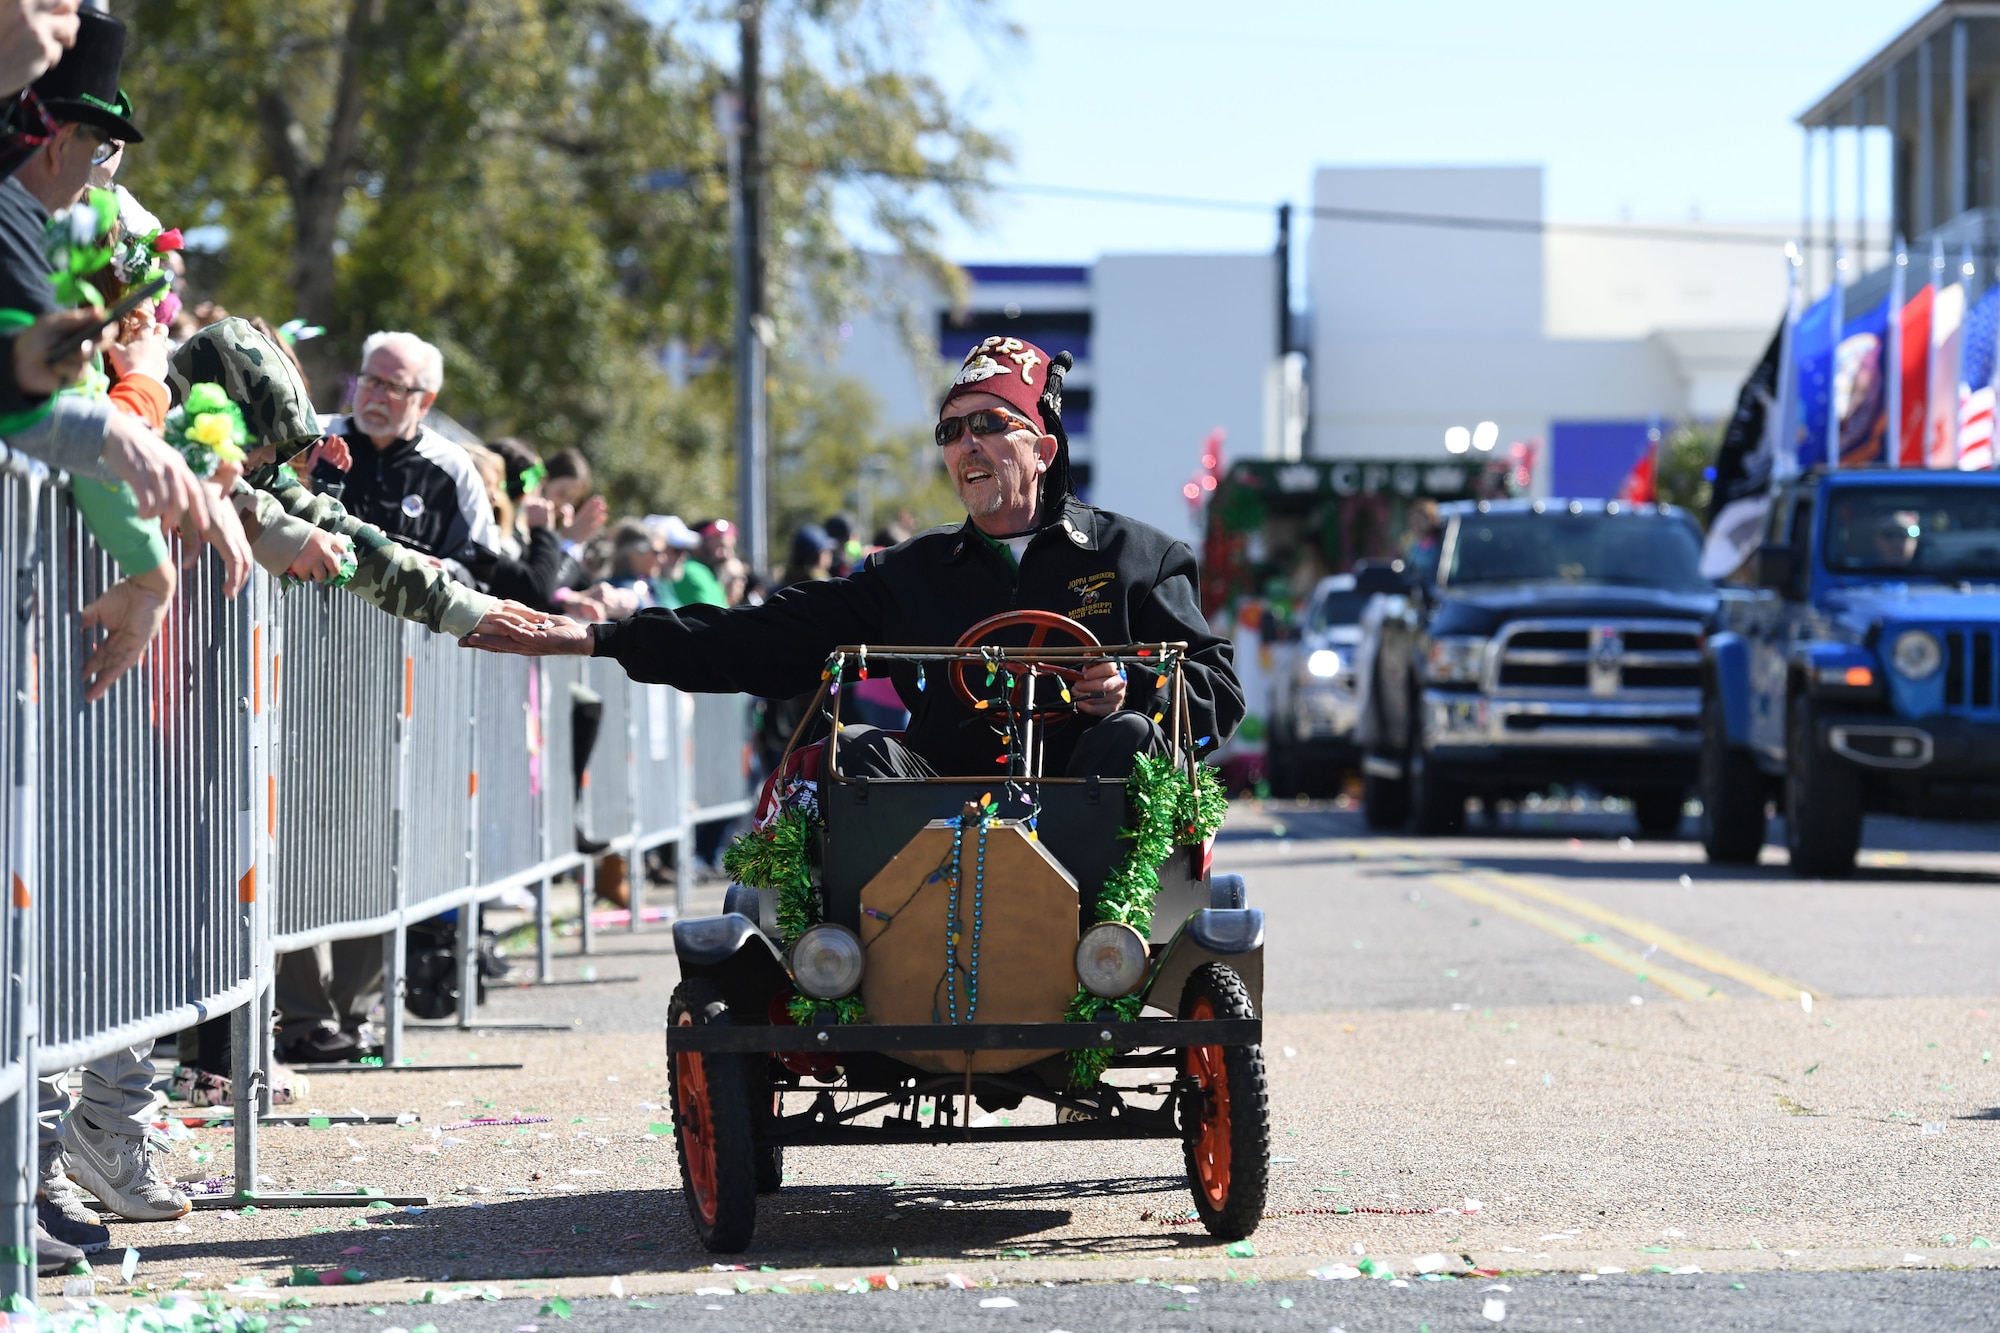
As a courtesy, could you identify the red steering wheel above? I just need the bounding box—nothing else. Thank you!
[950,610,1102,725]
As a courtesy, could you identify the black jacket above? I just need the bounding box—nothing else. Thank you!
[0,178,56,420]
[461,525,565,610]
[591,498,1242,776]
[311,415,497,562]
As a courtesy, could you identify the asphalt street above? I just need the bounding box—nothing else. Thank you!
[50,800,2000,1329]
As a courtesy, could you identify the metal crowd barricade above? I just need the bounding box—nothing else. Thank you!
[0,462,761,1303]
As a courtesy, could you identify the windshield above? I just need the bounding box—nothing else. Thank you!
[1444,513,1708,589]
[1824,486,2000,578]
[1308,591,1367,631]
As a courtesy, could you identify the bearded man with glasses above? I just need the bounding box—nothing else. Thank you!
[463,335,1242,784]
[308,329,500,579]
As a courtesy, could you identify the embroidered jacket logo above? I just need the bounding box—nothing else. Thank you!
[1067,571,1115,618]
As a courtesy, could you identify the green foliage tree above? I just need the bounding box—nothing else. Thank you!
[1657,421,1720,522]
[110,0,1003,537]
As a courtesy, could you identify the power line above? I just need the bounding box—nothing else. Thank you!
[894,174,1809,250]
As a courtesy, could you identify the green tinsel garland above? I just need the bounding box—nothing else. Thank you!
[720,808,820,947]
[1065,755,1228,1087]
[786,992,866,1025]
[723,808,871,1025]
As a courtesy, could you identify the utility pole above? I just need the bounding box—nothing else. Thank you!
[730,1,771,578]
[1275,202,1291,355]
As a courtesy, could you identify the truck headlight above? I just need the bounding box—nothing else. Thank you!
[1306,649,1341,678]
[790,923,864,999]
[1425,635,1489,685]
[1075,921,1149,998]
[1891,629,1942,681]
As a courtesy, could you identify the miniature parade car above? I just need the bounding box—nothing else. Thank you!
[665,611,1267,1252]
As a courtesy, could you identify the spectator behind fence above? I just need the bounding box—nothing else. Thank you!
[541,446,606,551]
[644,513,725,609]
[460,435,568,611]
[310,331,498,574]
[0,8,215,622]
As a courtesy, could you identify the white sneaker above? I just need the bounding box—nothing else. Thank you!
[64,1117,190,1221]
[38,1142,97,1227]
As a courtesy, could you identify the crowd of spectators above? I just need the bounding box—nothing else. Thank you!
[0,1,937,1276]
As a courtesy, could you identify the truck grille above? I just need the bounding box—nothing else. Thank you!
[1943,628,2000,711]
[1493,619,1702,696]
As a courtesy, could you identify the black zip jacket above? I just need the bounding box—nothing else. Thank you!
[311,415,496,561]
[460,526,565,610]
[590,498,1242,776]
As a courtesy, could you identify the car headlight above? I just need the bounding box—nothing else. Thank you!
[1074,921,1149,999]
[1306,648,1341,678]
[790,923,864,999]
[1425,635,1489,685]
[1891,629,1943,681]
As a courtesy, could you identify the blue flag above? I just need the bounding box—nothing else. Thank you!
[1792,292,1836,469]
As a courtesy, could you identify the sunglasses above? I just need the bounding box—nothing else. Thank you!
[934,407,1037,447]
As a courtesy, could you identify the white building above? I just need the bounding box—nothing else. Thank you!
[828,164,1786,540]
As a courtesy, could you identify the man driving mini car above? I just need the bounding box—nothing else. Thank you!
[463,337,1243,778]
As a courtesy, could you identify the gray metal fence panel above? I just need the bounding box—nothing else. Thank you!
[540,658,581,869]
[689,691,754,823]
[270,583,400,948]
[473,653,541,887]
[580,659,632,847]
[631,682,683,849]
[35,488,257,1069]
[399,626,477,913]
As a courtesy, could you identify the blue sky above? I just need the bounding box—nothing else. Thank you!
[895,0,1929,263]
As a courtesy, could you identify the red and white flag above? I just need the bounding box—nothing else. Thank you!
[1959,383,1995,470]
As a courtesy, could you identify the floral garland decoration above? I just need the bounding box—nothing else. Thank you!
[1064,752,1228,1088]
[108,185,184,323]
[163,382,248,480]
[44,188,120,308]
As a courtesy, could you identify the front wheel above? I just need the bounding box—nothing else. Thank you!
[1178,963,1269,1240]
[1699,694,1766,864]
[1361,760,1409,828]
[668,979,759,1252]
[1784,696,1862,879]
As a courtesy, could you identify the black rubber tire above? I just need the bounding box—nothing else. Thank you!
[667,979,759,1252]
[1361,764,1408,828]
[1177,963,1269,1240]
[1784,695,1862,879]
[1406,714,1462,836]
[1698,693,1766,864]
[755,1144,784,1194]
[1631,792,1687,839]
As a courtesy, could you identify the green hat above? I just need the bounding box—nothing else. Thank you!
[167,318,320,461]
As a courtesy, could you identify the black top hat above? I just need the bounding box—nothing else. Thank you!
[30,10,142,145]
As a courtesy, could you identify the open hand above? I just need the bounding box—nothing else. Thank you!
[561,494,607,545]
[520,495,555,529]
[302,434,352,475]
[79,562,173,702]
[460,600,594,657]
[1073,659,1127,718]
[285,527,352,583]
[184,482,251,597]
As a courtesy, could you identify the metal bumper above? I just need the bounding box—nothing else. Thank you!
[664,1019,1262,1054]
[1288,680,1361,744]
[1423,688,1702,753]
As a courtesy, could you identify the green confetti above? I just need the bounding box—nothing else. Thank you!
[539,1296,573,1319]
[1225,1241,1256,1258]
[307,1117,331,1130]
[1943,1234,1957,1245]
[1279,1298,1294,1308]
[1972,1237,1993,1249]
[1805,1063,1820,1075]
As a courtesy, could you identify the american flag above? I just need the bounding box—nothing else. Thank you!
[1958,286,2000,469]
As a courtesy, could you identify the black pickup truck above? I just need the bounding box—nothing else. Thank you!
[1354,499,1718,835]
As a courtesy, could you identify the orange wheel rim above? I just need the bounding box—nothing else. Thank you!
[1186,995,1232,1208]
[675,1012,720,1225]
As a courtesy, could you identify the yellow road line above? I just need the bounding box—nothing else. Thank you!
[1474,870,1826,1002]
[1425,872,1727,1002]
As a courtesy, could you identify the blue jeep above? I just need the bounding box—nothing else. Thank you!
[1701,469,2000,877]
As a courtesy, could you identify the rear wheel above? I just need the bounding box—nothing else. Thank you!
[668,979,759,1252]
[1631,792,1686,839]
[1699,693,1766,864]
[1361,761,1408,828]
[1178,963,1268,1240]
[1785,696,1862,879]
